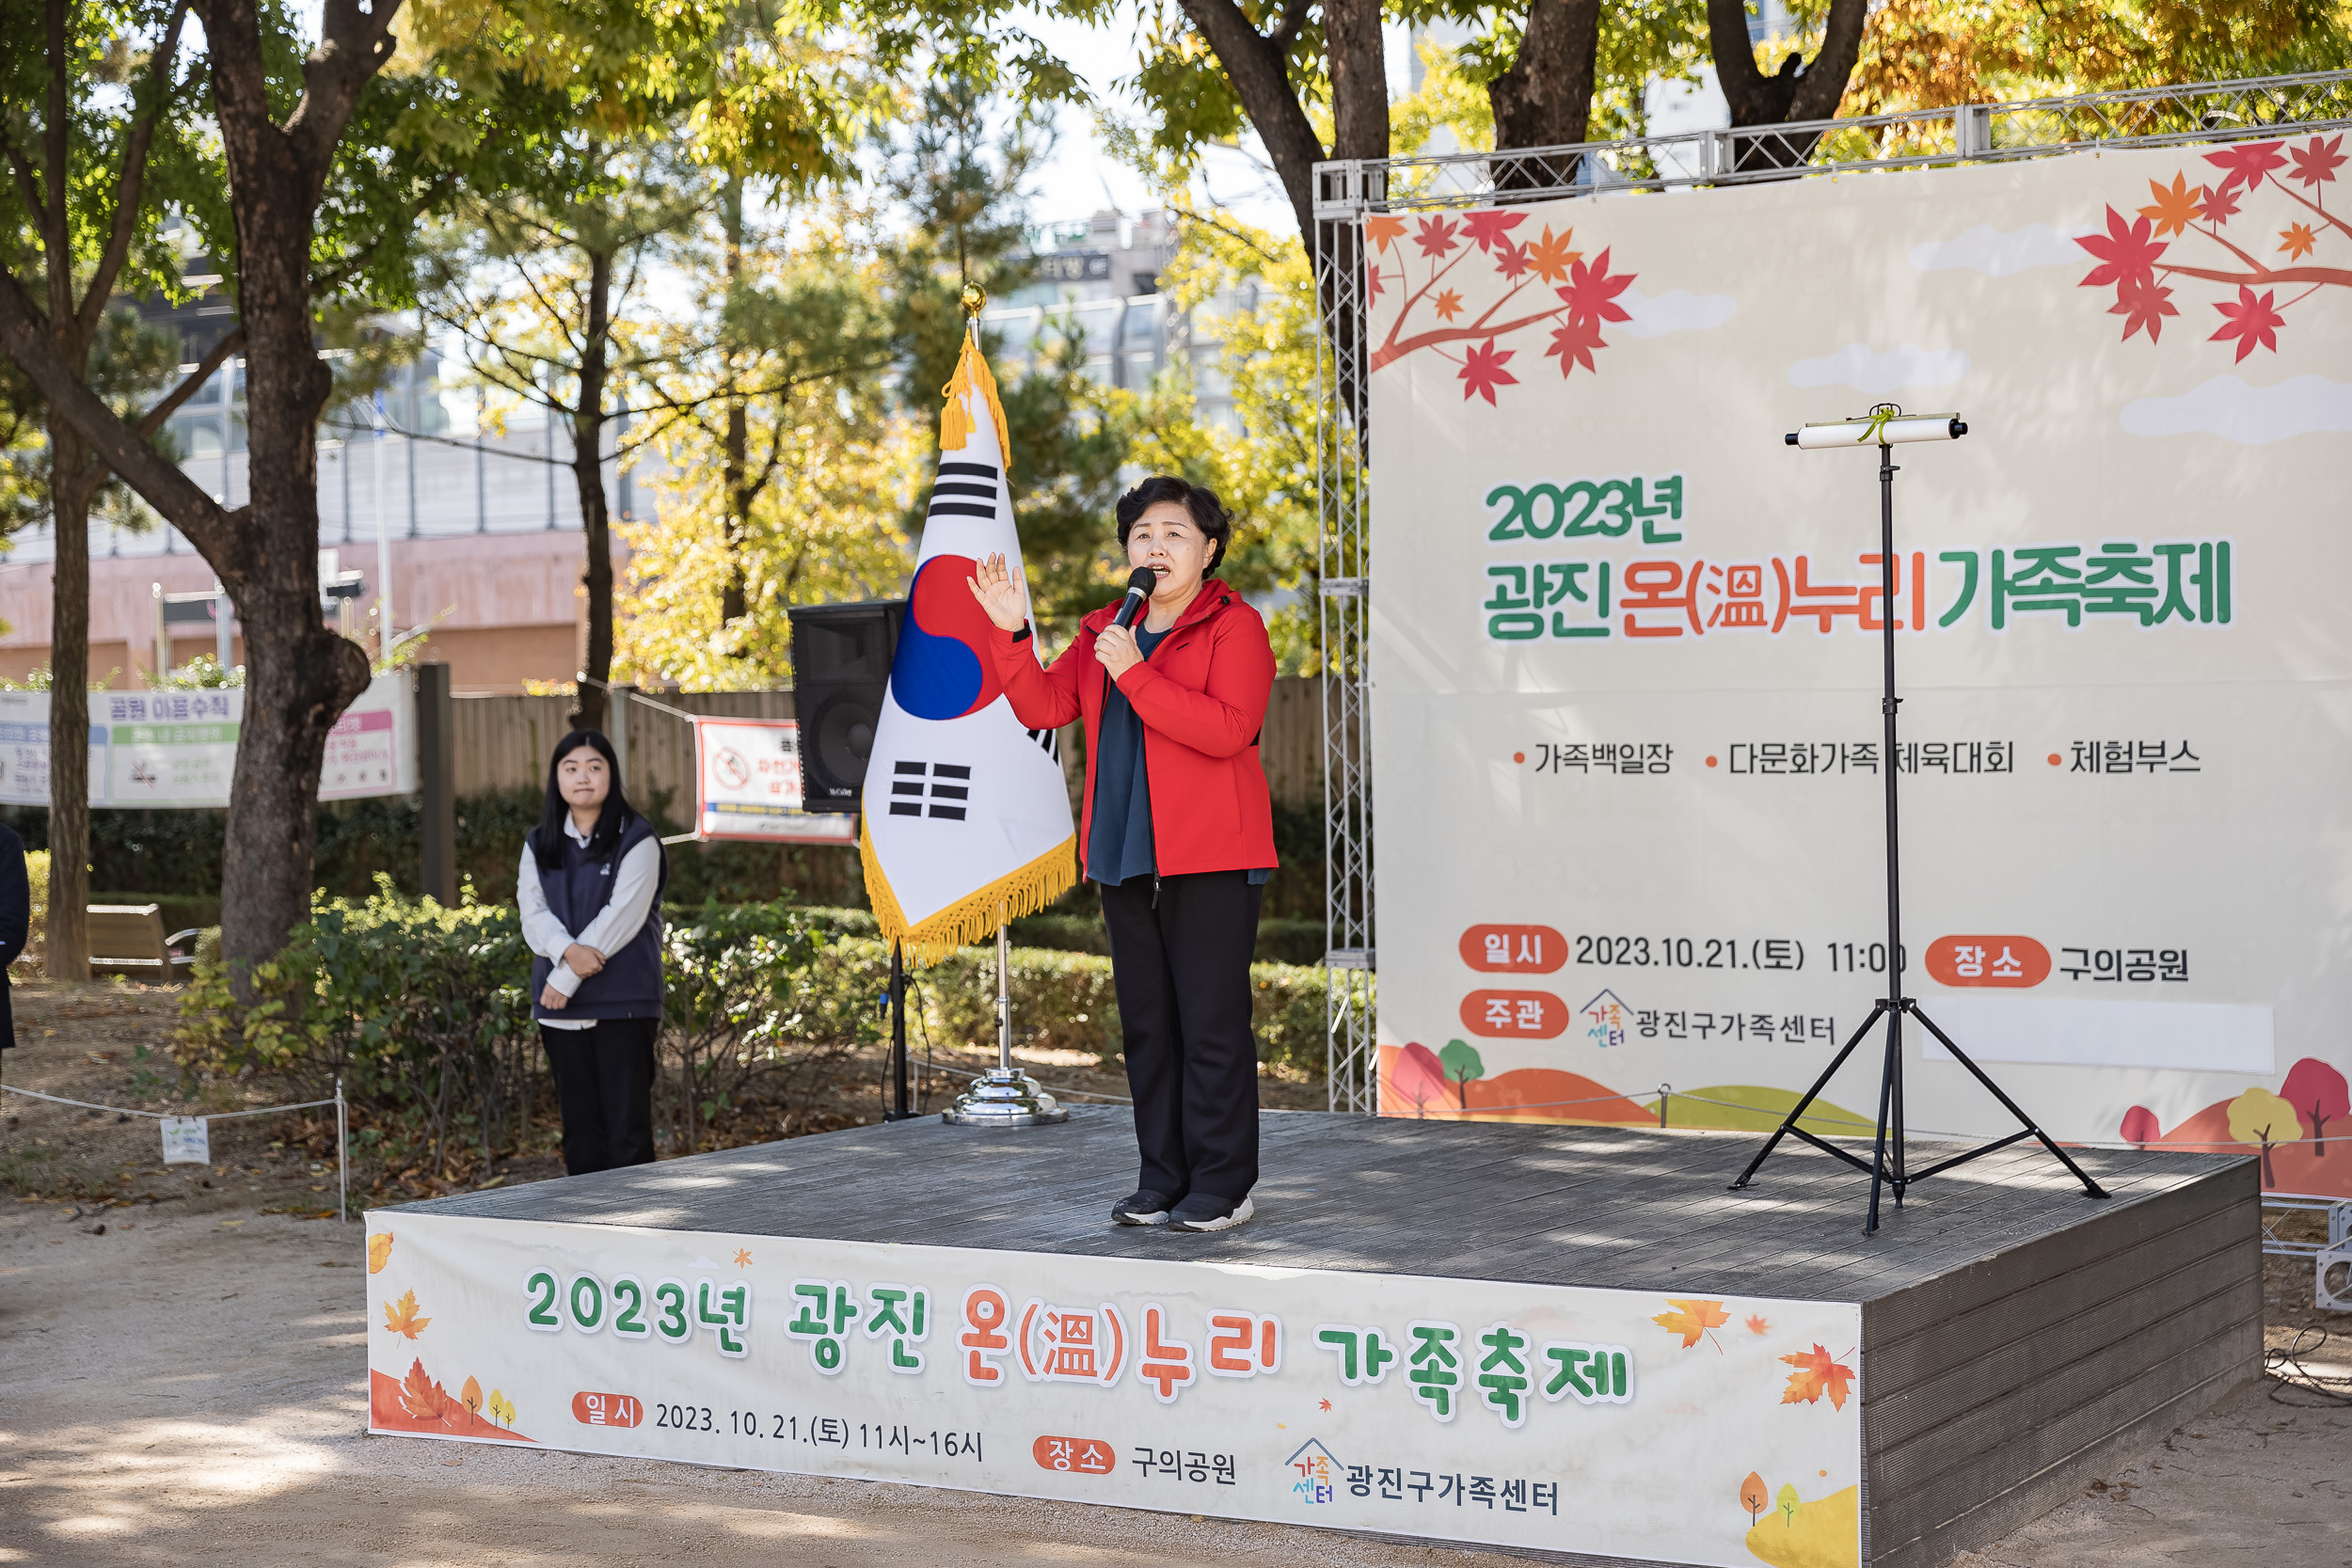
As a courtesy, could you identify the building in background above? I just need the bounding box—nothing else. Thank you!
[984,209,1252,434]
[0,288,650,692]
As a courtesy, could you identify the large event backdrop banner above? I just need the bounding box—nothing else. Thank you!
[1364,137,2352,1197]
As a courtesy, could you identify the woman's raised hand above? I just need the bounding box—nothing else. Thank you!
[967,551,1028,632]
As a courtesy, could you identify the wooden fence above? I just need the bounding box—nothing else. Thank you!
[453,676,1325,810]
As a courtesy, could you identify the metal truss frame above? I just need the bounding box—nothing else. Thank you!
[1312,68,2352,1115]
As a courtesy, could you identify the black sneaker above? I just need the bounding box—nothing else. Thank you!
[1168,1194,1254,1232]
[1112,1190,1177,1226]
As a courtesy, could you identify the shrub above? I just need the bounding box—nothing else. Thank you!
[171,884,879,1171]
[169,890,1338,1173]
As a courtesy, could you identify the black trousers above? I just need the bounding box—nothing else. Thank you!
[1100,870,1263,1203]
[541,1018,659,1176]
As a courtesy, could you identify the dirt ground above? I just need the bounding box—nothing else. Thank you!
[4,980,2348,1567]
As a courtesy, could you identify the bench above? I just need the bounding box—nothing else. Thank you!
[87,905,201,979]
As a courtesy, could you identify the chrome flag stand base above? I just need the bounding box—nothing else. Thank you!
[945,906,1068,1128]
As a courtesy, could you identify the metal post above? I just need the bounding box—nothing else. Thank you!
[218,354,232,504]
[544,381,556,530]
[941,902,1067,1127]
[416,663,457,903]
[373,391,394,657]
[996,904,1012,1072]
[336,1077,349,1224]
[1865,439,1908,1230]
[404,361,419,539]
[214,581,231,669]
[884,941,912,1120]
[474,388,487,532]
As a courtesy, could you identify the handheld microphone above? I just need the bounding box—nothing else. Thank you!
[1113,566,1158,629]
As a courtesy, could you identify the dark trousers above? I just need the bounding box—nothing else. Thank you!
[541,1018,659,1176]
[1100,870,1263,1203]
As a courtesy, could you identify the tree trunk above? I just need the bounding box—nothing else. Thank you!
[1706,0,1870,172]
[207,0,375,984]
[719,182,751,630]
[1487,0,1603,191]
[1323,0,1389,167]
[569,246,614,736]
[43,419,92,982]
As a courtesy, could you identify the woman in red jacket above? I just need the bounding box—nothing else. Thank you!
[969,476,1277,1232]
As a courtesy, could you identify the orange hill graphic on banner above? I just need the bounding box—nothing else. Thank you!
[2122,1057,2351,1198]
[1380,1042,1652,1124]
[371,1359,537,1444]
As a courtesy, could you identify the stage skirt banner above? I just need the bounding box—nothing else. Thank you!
[367,1213,1862,1565]
[0,671,414,808]
[1364,137,2352,1195]
[861,333,1078,961]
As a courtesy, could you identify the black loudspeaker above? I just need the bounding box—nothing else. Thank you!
[787,598,904,813]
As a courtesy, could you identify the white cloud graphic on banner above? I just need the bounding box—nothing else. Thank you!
[2121,373,2352,445]
[1787,343,1970,396]
[1907,222,2097,276]
[1613,288,1738,338]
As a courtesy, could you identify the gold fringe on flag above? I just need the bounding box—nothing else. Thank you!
[936,333,1014,480]
[861,822,1077,966]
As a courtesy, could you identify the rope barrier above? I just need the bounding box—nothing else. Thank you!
[4,1079,350,1223]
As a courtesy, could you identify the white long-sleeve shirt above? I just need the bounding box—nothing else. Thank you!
[518,817,661,1030]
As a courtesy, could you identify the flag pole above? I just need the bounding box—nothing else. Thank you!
[937,277,1068,1130]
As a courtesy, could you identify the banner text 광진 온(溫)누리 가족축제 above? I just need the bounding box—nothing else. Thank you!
[0,672,416,809]
[1363,139,2352,1195]
[365,1212,1862,1565]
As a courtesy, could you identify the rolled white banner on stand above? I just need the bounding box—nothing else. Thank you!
[1788,414,1968,448]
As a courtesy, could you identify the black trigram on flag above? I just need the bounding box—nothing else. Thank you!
[888,760,971,820]
[926,460,1000,522]
[1025,726,1059,762]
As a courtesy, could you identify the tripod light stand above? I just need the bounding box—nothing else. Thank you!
[1728,404,2108,1233]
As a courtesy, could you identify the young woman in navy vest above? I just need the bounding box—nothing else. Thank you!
[518,730,668,1176]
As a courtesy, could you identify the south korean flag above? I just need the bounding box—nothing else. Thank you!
[859,331,1077,961]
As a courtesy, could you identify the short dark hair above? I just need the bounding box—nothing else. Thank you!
[1116,475,1232,571]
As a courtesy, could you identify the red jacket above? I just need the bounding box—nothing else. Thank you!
[989,578,1279,879]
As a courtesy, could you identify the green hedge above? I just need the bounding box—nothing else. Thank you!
[170,891,1333,1166]
[801,905,1326,968]
[678,927,1331,1077]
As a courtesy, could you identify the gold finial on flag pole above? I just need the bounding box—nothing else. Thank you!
[960,280,988,317]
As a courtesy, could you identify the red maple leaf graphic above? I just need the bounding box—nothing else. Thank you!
[2199,181,2243,226]
[1493,241,1530,281]
[1457,339,1518,404]
[1554,247,1633,328]
[1780,1344,1855,1411]
[1545,314,1605,376]
[2074,207,2167,290]
[2110,273,2178,343]
[1367,257,1383,303]
[1413,215,1461,258]
[2204,139,2288,193]
[2210,285,2285,361]
[1460,210,1528,252]
[2289,133,2345,189]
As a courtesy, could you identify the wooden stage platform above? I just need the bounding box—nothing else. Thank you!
[383,1110,2261,1568]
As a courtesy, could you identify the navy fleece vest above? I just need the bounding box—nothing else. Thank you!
[529,813,668,1022]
